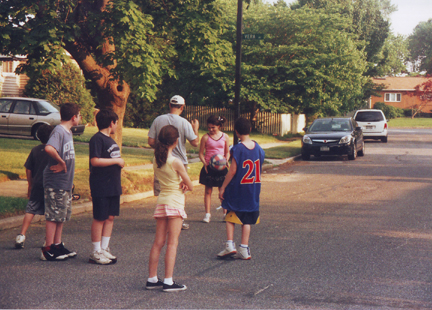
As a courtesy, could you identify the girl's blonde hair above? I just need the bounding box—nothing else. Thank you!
[155,125,179,168]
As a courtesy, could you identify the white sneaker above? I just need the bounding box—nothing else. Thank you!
[101,247,117,263]
[15,234,25,249]
[203,213,211,223]
[237,246,251,260]
[217,242,237,258]
[88,250,112,265]
[181,221,190,230]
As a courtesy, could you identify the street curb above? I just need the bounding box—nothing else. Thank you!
[0,180,202,231]
[262,154,301,170]
[0,154,300,232]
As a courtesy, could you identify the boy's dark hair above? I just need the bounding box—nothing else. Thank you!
[60,103,80,121]
[234,117,251,135]
[155,125,179,168]
[96,109,119,130]
[207,115,226,128]
[37,124,54,144]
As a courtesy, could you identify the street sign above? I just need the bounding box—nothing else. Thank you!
[242,34,264,40]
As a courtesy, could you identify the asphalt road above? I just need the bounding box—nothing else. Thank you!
[1,128,432,309]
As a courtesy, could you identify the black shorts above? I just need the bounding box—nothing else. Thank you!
[199,166,228,188]
[92,196,120,221]
[225,211,260,225]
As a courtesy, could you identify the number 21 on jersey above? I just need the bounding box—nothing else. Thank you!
[240,159,261,184]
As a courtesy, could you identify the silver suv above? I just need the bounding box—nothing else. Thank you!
[0,97,84,139]
[353,109,388,143]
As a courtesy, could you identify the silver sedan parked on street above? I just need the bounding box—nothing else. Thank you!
[0,97,85,139]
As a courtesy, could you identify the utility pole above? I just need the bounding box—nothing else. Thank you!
[233,0,243,145]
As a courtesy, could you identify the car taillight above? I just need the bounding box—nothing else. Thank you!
[384,123,388,129]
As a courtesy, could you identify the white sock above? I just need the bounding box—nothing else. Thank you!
[164,278,174,286]
[148,276,158,283]
[93,241,101,252]
[101,236,110,250]
[240,244,248,248]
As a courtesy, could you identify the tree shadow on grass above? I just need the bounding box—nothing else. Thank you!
[0,170,20,182]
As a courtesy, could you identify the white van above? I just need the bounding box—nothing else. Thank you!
[353,109,388,143]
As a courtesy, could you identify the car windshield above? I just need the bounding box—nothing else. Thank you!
[355,111,384,122]
[309,119,351,132]
[36,100,60,114]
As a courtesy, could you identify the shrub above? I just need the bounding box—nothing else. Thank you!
[373,102,404,119]
[23,61,95,124]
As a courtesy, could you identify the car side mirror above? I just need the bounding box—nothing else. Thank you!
[303,127,308,132]
[356,126,362,131]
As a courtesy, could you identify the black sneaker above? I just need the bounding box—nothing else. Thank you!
[55,243,77,258]
[145,280,164,290]
[163,282,187,292]
[40,245,69,261]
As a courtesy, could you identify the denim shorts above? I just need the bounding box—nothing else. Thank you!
[44,188,72,222]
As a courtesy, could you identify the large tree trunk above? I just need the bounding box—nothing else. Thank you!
[64,0,130,149]
[65,40,130,149]
[96,76,130,149]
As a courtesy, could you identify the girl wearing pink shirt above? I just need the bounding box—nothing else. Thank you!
[199,115,230,223]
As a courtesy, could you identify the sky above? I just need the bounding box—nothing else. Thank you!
[267,0,432,37]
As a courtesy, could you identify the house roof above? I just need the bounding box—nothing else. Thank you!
[373,77,430,91]
[0,55,26,61]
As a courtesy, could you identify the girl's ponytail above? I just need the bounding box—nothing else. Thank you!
[155,125,180,168]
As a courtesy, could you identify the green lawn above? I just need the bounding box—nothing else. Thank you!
[389,117,432,128]
[264,140,301,159]
[0,196,28,218]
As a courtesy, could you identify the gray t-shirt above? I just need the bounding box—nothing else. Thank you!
[148,113,197,164]
[43,125,75,190]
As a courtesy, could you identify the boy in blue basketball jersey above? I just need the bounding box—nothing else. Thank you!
[218,118,265,260]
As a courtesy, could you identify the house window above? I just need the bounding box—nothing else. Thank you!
[384,93,401,102]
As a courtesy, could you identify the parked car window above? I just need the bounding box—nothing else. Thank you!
[309,119,351,132]
[354,111,384,122]
[13,101,32,114]
[0,99,13,113]
[36,100,59,115]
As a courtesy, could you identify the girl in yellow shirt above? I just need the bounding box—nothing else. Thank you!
[146,125,194,292]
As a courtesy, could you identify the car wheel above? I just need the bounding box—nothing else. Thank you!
[348,141,357,160]
[358,140,365,156]
[31,124,41,140]
[381,136,388,143]
[301,153,310,161]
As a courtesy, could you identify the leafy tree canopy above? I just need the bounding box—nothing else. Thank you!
[408,19,432,74]
[219,0,368,117]
[290,0,393,70]
[0,0,233,143]
[374,34,409,76]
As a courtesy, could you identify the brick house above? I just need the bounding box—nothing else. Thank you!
[370,76,432,113]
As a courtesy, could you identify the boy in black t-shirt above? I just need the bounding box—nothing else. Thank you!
[15,124,54,249]
[89,110,124,265]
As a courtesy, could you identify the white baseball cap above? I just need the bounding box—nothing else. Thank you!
[169,95,185,105]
